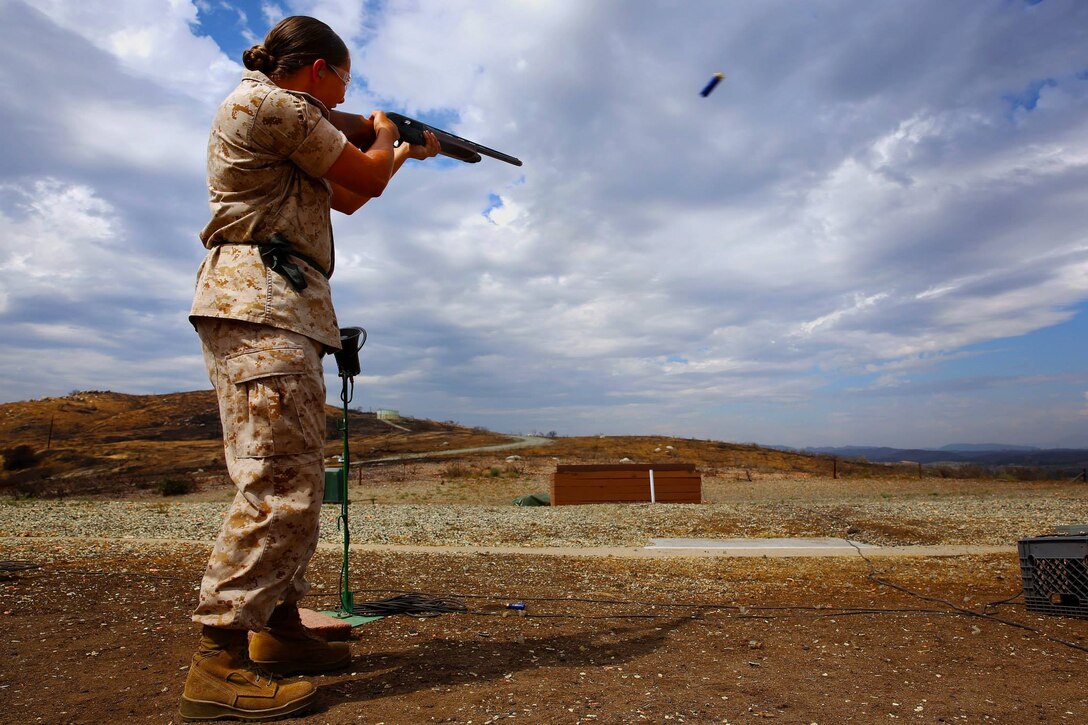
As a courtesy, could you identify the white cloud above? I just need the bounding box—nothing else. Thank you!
[796,293,891,336]
[0,179,191,302]
[262,3,286,27]
[1,0,1087,448]
[28,0,240,103]
[294,0,367,40]
[56,100,207,173]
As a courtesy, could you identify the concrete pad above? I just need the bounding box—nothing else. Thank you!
[3,536,1015,560]
[645,537,876,552]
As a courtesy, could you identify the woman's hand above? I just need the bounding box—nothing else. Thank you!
[327,117,439,215]
[408,129,441,160]
[369,110,400,143]
[325,111,399,201]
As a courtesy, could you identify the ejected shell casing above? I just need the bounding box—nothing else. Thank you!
[700,72,725,97]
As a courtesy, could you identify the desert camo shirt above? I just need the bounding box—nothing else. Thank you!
[190,70,349,351]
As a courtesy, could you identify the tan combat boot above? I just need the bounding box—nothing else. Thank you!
[179,625,316,722]
[249,603,352,676]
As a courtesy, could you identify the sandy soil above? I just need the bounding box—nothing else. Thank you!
[4,414,1088,723]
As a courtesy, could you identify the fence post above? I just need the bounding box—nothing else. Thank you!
[832,457,838,480]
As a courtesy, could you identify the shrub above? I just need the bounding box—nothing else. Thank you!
[441,462,473,478]
[9,479,41,499]
[160,478,195,496]
[489,466,501,477]
[2,445,39,471]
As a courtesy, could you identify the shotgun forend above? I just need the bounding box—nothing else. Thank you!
[386,112,522,167]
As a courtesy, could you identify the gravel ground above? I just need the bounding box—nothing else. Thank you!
[2,490,1086,547]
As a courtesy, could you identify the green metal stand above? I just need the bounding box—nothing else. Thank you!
[318,328,383,627]
[335,380,354,614]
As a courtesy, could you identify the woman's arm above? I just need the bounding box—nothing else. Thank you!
[328,109,377,149]
[329,127,441,215]
[323,111,398,199]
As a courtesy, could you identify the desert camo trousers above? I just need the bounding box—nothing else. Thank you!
[191,317,327,630]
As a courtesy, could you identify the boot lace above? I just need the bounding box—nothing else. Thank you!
[242,656,282,687]
[193,649,283,687]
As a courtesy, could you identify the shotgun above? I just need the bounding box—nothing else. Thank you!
[329,110,522,167]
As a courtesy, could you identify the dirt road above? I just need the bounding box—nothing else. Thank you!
[360,435,553,463]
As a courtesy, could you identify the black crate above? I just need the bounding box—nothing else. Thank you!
[1018,535,1088,619]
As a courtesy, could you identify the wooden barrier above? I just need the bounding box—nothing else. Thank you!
[550,464,702,505]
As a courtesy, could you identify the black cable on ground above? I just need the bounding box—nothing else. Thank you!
[845,541,1088,655]
[21,568,186,581]
[983,590,1025,608]
[342,593,682,620]
[307,588,978,622]
[350,593,468,618]
[0,560,40,580]
[0,560,39,572]
[343,588,955,617]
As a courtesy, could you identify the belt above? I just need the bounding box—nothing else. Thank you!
[221,234,328,292]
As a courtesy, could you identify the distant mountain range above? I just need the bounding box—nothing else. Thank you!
[773,444,1088,469]
[937,443,1041,452]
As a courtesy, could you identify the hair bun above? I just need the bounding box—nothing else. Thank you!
[242,44,275,72]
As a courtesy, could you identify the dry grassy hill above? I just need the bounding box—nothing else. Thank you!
[0,390,514,496]
[509,435,908,479]
[0,390,950,499]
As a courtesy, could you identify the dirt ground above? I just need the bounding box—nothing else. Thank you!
[3,538,1087,724]
[6,395,1086,722]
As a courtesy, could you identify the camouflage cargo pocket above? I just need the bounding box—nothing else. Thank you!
[224,346,325,458]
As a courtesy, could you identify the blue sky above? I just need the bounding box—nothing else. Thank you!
[0,0,1086,449]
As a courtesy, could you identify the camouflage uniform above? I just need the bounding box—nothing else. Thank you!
[192,318,327,630]
[190,70,348,630]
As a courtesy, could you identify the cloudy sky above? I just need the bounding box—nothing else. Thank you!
[0,0,1086,448]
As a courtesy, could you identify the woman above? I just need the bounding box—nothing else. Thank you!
[181,16,439,722]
